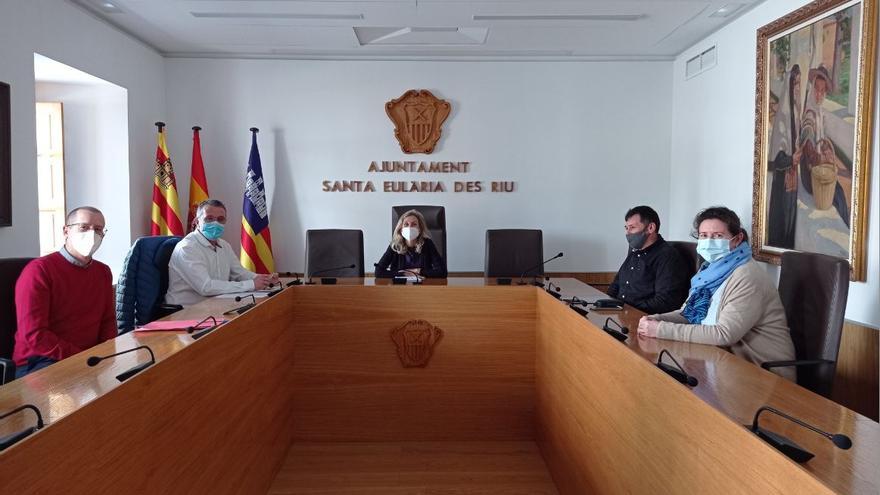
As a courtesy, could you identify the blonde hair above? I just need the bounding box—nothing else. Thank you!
[391,209,431,255]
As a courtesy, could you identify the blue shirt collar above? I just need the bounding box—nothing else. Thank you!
[59,245,91,268]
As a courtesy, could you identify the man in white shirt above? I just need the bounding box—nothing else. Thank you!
[165,199,278,306]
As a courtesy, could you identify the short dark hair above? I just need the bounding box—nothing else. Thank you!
[625,206,661,232]
[196,199,226,220]
[66,206,103,225]
[692,206,749,242]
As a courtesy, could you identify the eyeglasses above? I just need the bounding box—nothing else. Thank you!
[67,223,108,237]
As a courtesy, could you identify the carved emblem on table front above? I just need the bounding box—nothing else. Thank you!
[385,90,451,154]
[391,319,443,367]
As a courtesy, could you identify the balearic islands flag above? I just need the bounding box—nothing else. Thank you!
[186,126,210,232]
[150,123,184,236]
[240,127,275,273]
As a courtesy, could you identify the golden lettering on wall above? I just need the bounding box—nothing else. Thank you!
[391,319,443,368]
[386,90,451,154]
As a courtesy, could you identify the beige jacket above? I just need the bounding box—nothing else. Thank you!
[653,259,796,381]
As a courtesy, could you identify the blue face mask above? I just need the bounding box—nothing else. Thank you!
[696,238,732,263]
[200,221,225,240]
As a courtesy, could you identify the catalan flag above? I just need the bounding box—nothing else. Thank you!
[240,128,275,273]
[186,126,210,232]
[150,123,184,236]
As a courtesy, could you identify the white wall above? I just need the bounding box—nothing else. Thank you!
[35,81,129,279]
[165,59,674,274]
[670,0,880,326]
[0,0,165,274]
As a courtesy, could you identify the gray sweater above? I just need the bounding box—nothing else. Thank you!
[653,259,797,381]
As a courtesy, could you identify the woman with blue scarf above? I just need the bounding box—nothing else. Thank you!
[637,207,796,381]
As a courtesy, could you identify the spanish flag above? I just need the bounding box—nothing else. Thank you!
[186,126,210,232]
[150,123,184,236]
[240,128,274,273]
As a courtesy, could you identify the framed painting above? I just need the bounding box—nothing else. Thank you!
[752,0,876,281]
[0,82,9,227]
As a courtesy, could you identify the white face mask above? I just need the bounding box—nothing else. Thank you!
[401,226,420,242]
[69,230,102,258]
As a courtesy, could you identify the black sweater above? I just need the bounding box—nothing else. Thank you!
[375,238,448,278]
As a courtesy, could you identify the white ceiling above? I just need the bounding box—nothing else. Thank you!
[69,0,764,60]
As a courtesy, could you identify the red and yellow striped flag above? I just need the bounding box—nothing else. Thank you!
[186,126,210,232]
[240,128,274,273]
[150,123,184,236]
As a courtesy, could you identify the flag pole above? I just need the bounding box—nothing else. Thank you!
[192,125,201,132]
[155,121,165,131]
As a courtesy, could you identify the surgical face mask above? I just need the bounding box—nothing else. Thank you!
[625,230,648,250]
[696,238,732,264]
[401,226,420,242]
[200,221,225,240]
[69,231,102,258]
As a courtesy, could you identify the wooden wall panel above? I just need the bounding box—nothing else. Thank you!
[534,292,837,495]
[0,294,295,493]
[834,321,879,421]
[288,285,536,441]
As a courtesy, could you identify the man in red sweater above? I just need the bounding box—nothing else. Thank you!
[13,206,117,378]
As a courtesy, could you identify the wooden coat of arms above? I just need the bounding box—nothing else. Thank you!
[385,90,451,154]
[390,319,443,368]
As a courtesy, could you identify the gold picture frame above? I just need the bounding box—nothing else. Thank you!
[752,0,876,281]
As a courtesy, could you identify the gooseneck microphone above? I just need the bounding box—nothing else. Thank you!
[0,404,45,452]
[545,281,562,299]
[656,349,698,387]
[517,252,564,286]
[748,406,852,463]
[225,294,256,315]
[396,269,425,285]
[602,317,629,342]
[280,271,303,286]
[187,315,221,340]
[307,264,356,285]
[87,345,156,382]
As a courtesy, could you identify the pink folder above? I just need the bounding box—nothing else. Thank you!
[134,319,227,332]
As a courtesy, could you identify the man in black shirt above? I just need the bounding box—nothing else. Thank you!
[607,206,690,314]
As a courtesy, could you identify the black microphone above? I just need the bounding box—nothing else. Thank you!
[282,272,303,286]
[747,406,853,463]
[545,281,562,299]
[602,317,629,342]
[569,303,589,318]
[187,315,221,340]
[656,349,698,387]
[225,294,256,315]
[87,345,156,382]
[266,286,284,297]
[395,269,425,285]
[0,404,45,452]
[307,264,356,285]
[517,252,563,286]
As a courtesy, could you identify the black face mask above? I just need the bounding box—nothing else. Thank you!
[626,230,648,250]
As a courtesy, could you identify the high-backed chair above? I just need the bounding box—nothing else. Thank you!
[668,241,701,280]
[116,236,183,334]
[484,229,543,278]
[392,205,447,260]
[762,251,849,398]
[305,229,365,278]
[0,258,34,384]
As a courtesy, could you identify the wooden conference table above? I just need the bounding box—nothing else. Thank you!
[0,278,876,494]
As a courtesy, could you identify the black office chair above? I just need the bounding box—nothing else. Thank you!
[484,229,543,278]
[116,236,183,334]
[668,241,701,280]
[762,251,849,398]
[392,205,447,261]
[305,229,365,278]
[0,258,34,384]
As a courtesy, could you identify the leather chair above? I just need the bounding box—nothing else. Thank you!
[485,229,543,278]
[668,241,701,280]
[762,251,849,398]
[392,206,446,261]
[0,258,34,384]
[305,229,365,278]
[116,236,183,333]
